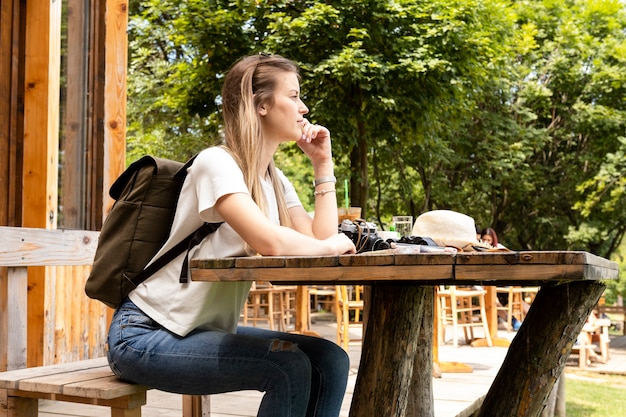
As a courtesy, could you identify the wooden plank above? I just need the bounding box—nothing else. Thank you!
[191,252,617,285]
[456,251,618,272]
[0,0,22,228]
[6,268,27,371]
[7,3,24,228]
[22,0,61,227]
[0,268,7,372]
[17,367,117,394]
[102,0,128,219]
[0,358,109,388]
[62,0,89,228]
[62,375,148,400]
[456,263,617,282]
[86,0,106,230]
[191,252,456,270]
[455,264,588,282]
[7,389,146,408]
[285,255,340,268]
[0,227,99,266]
[237,256,285,268]
[191,265,453,284]
[23,0,65,364]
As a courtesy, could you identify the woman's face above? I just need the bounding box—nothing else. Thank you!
[259,71,309,143]
[482,234,493,245]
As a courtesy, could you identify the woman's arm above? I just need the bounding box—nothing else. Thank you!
[214,192,355,256]
[292,121,339,239]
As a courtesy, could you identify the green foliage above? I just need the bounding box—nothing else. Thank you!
[126,0,626,294]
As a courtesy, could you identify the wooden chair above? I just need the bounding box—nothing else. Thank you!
[242,282,297,331]
[496,286,538,331]
[278,285,298,331]
[437,286,493,348]
[335,285,364,350]
[309,285,337,313]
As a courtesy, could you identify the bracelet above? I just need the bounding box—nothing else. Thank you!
[314,189,336,196]
[313,175,336,187]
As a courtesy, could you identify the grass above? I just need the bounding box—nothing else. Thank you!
[565,371,626,417]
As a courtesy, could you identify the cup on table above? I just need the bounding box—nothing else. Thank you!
[338,207,362,224]
[392,216,414,238]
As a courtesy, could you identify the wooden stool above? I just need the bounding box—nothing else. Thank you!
[437,286,493,348]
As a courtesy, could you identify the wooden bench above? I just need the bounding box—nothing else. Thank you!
[0,357,148,417]
[0,226,208,416]
[596,304,626,335]
[570,317,612,368]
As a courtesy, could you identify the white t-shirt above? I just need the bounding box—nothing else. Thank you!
[129,147,302,337]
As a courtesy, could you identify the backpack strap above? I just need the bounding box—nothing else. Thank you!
[124,222,222,287]
[179,222,223,283]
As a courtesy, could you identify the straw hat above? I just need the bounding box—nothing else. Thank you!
[412,210,490,251]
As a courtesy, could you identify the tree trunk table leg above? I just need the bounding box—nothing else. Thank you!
[350,285,428,417]
[407,286,434,417]
[478,281,605,417]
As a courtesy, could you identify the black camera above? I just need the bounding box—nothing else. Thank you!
[339,220,391,253]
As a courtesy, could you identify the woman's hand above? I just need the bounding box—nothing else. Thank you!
[326,233,358,255]
[297,119,333,167]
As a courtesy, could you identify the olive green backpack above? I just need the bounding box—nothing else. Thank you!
[85,155,221,308]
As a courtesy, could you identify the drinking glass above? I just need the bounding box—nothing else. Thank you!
[392,216,413,238]
[338,207,362,224]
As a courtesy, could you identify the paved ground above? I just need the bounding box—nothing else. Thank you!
[38,319,626,417]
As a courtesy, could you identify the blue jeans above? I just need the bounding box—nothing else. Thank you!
[107,298,350,417]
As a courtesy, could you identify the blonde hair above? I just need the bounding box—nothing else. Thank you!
[220,54,298,228]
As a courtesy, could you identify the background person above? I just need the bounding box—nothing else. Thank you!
[481,227,506,249]
[481,228,528,330]
[107,54,356,417]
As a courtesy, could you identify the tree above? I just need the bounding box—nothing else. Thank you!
[125,0,626,265]
[492,0,626,256]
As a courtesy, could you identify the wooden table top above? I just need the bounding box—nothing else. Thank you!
[190,250,619,285]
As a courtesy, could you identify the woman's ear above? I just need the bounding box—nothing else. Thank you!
[258,105,267,116]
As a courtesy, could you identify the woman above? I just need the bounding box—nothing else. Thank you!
[481,227,506,249]
[107,54,356,417]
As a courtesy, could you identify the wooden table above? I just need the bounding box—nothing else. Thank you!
[191,251,618,417]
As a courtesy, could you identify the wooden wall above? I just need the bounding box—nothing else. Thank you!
[45,265,110,364]
[0,0,128,367]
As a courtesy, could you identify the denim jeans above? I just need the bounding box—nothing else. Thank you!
[107,298,350,417]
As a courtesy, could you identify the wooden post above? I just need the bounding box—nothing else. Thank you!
[350,284,427,417]
[477,281,605,417]
[103,0,128,218]
[182,395,211,417]
[485,286,498,339]
[22,0,62,368]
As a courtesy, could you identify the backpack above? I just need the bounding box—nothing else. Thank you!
[85,155,221,308]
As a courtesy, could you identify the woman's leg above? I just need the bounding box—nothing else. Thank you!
[107,299,322,417]
[237,326,350,417]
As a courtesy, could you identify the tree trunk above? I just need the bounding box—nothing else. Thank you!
[478,281,605,417]
[406,287,434,417]
[350,284,428,417]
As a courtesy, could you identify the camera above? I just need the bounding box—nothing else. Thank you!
[339,219,391,253]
